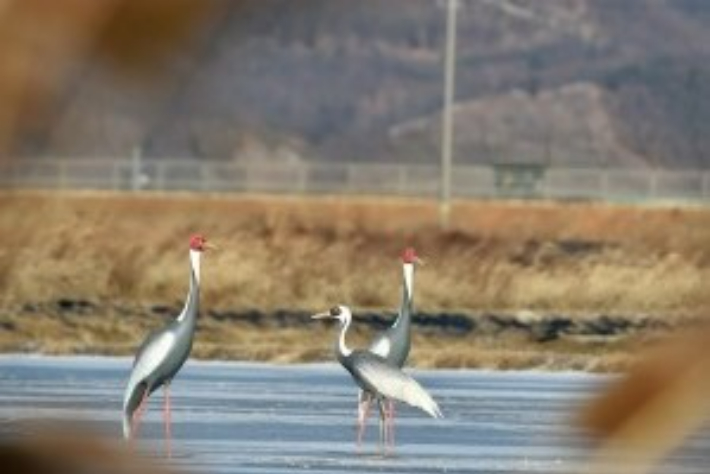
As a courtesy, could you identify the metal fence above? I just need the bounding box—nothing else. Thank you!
[2,158,710,204]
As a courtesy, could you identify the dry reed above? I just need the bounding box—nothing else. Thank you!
[1,190,708,314]
[1,190,708,369]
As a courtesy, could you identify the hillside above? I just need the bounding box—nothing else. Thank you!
[12,0,710,169]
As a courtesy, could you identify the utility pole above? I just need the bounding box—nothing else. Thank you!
[440,0,458,229]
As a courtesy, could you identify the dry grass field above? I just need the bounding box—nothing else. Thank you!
[1,190,709,370]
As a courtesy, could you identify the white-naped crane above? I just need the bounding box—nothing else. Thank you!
[313,305,441,454]
[122,234,215,457]
[358,247,423,447]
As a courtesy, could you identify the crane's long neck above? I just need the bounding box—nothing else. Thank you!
[393,263,415,329]
[190,249,201,285]
[177,249,201,323]
[336,315,353,360]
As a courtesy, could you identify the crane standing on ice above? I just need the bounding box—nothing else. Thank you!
[122,234,215,457]
[312,305,442,453]
[358,247,423,448]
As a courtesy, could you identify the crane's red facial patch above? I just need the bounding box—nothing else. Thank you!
[189,234,207,251]
[401,247,418,264]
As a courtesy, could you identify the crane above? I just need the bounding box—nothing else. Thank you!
[122,234,215,457]
[359,247,423,446]
[313,304,442,453]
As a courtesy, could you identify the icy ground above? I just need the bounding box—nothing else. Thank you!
[0,356,707,473]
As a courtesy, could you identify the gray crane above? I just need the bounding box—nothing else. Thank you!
[122,234,215,457]
[312,305,442,453]
[358,247,422,446]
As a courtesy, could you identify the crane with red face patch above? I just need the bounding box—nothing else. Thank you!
[358,247,424,448]
[122,234,215,457]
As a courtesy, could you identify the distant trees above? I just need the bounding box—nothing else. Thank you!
[9,0,710,169]
[603,58,710,168]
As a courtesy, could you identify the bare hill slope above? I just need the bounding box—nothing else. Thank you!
[14,0,710,168]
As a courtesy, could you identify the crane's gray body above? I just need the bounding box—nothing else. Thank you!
[368,263,414,368]
[341,350,409,397]
[122,260,199,438]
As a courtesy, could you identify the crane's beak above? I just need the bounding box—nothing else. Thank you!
[204,242,219,252]
[311,311,333,320]
[415,256,425,266]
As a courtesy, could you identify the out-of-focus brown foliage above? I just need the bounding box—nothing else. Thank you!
[0,421,175,474]
[0,0,226,158]
[94,1,226,73]
[580,324,710,474]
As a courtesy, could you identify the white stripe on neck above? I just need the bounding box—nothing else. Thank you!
[178,249,202,322]
[403,263,414,301]
[190,249,201,284]
[339,314,353,357]
[393,263,414,329]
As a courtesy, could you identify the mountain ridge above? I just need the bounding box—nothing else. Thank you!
[14,0,710,169]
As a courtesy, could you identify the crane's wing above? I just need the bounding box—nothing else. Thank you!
[369,332,391,359]
[123,329,176,438]
[352,351,443,418]
[128,331,175,387]
[123,330,175,409]
[132,315,180,367]
[132,329,161,367]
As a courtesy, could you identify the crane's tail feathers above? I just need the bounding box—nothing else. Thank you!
[122,379,147,439]
[423,399,444,419]
[355,354,444,419]
[122,412,132,440]
[408,385,443,419]
[386,371,443,418]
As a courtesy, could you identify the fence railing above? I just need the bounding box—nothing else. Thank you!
[2,158,710,203]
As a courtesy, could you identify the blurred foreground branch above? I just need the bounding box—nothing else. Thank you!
[580,324,710,474]
[0,421,177,474]
[0,0,226,159]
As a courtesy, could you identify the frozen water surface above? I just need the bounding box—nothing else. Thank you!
[0,356,708,473]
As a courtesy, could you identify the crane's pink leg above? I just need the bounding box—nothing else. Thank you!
[356,392,372,448]
[130,389,149,441]
[388,400,396,450]
[163,383,172,458]
[382,400,392,455]
[377,400,387,456]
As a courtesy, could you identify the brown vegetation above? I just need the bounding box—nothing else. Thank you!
[0,190,708,369]
[1,190,708,312]
[0,303,648,372]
